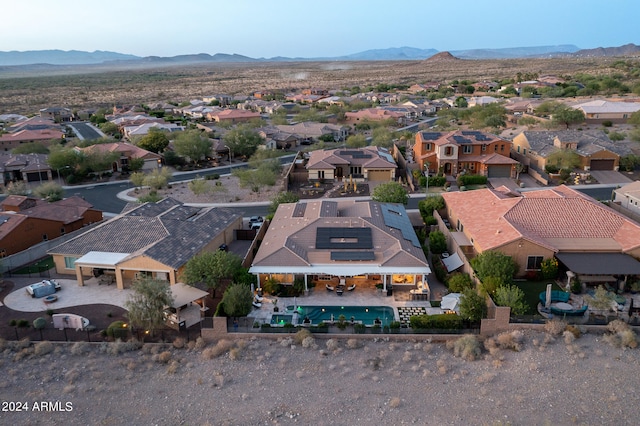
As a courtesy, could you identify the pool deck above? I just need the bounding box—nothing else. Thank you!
[249,288,442,325]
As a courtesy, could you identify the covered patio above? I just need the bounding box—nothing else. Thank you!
[164,283,209,330]
[556,252,640,291]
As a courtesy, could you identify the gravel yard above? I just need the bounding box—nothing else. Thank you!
[1,327,639,425]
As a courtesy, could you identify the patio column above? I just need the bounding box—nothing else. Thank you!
[75,265,85,287]
[256,274,261,289]
[383,274,387,291]
[304,274,308,292]
[115,269,125,290]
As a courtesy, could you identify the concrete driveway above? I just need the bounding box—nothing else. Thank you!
[589,170,633,185]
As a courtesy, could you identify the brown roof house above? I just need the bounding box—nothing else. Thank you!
[441,185,640,282]
[249,200,431,292]
[0,195,102,257]
[48,198,242,290]
[512,130,631,172]
[306,146,397,182]
[74,142,163,172]
[414,130,518,178]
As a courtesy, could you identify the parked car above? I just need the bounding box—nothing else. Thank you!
[218,244,228,251]
[249,216,263,224]
[250,221,263,230]
[26,280,61,298]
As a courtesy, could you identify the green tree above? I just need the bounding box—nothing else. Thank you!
[47,146,82,172]
[11,142,49,154]
[223,125,262,158]
[551,105,585,129]
[428,230,447,254]
[136,128,170,153]
[99,122,119,137]
[130,171,146,189]
[345,134,367,148]
[546,149,581,171]
[418,195,445,216]
[124,277,174,336]
[371,181,408,204]
[221,283,254,318]
[128,157,145,172]
[459,289,487,322]
[619,154,640,172]
[269,191,300,215]
[173,130,212,164]
[455,96,468,108]
[470,250,518,285]
[494,285,528,315]
[33,181,64,202]
[628,110,640,126]
[233,166,277,193]
[143,167,172,190]
[447,273,474,293]
[183,251,242,297]
[371,127,394,148]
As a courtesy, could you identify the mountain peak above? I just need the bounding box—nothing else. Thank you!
[425,51,459,62]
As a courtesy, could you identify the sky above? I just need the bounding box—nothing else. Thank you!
[2,0,638,58]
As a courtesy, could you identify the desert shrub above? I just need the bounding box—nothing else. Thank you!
[70,341,90,356]
[172,337,186,349]
[450,334,482,361]
[202,339,234,359]
[167,361,180,374]
[604,320,638,348]
[34,341,54,356]
[109,339,142,355]
[326,339,339,351]
[294,328,312,345]
[155,351,172,363]
[544,319,567,336]
[495,330,524,351]
[565,325,581,339]
[229,347,241,360]
[302,336,315,348]
[346,338,360,349]
[33,317,47,330]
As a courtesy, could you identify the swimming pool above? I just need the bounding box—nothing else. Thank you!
[284,305,395,326]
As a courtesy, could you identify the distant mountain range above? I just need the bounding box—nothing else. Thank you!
[0,43,638,67]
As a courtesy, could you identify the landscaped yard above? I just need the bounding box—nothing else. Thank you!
[12,256,55,275]
[513,280,564,315]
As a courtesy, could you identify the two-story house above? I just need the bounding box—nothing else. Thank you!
[413,130,518,178]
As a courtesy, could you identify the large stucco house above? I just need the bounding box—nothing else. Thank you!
[249,199,431,292]
[306,146,397,182]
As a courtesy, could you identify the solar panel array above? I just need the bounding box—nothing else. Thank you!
[330,251,375,261]
[380,204,421,248]
[316,227,373,249]
[452,135,472,144]
[420,132,441,140]
[462,130,492,141]
[292,203,307,217]
[339,150,372,159]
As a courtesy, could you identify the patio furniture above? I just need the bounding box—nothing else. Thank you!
[336,287,344,296]
[347,284,356,291]
[326,284,335,291]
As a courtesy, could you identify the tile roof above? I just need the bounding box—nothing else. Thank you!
[251,200,429,274]
[306,146,397,170]
[49,198,241,269]
[442,185,640,253]
[521,130,632,157]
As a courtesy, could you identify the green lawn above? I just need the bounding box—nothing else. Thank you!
[513,280,565,315]
[12,256,55,274]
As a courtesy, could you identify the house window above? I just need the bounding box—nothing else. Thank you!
[60,227,66,236]
[527,256,544,270]
[64,257,77,269]
[425,143,432,150]
[350,166,362,175]
[469,163,475,170]
[500,144,505,152]
[318,171,325,179]
[456,220,463,232]
[517,146,520,153]
[482,144,487,151]
[444,146,453,156]
[463,145,472,154]
[523,149,527,155]
[494,144,498,151]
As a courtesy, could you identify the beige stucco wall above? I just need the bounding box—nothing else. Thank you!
[492,239,555,277]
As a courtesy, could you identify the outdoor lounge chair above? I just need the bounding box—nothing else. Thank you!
[347,284,356,291]
[326,284,335,291]
[252,301,262,308]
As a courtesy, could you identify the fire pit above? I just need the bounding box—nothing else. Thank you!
[43,295,58,304]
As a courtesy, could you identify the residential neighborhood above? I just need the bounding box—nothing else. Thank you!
[2,66,640,350]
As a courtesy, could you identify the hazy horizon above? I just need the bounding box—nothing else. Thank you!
[1,0,638,59]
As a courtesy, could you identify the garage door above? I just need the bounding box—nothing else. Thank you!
[487,165,511,178]
[26,171,48,182]
[590,159,615,170]
[367,169,391,181]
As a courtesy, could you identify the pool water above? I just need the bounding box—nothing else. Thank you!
[284,305,395,326]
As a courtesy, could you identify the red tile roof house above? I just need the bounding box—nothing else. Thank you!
[74,142,163,172]
[413,130,519,178]
[306,146,397,182]
[0,128,65,152]
[249,199,431,292]
[441,185,640,283]
[0,195,102,256]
